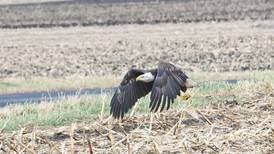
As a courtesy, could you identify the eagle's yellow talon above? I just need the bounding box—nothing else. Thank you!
[180,93,191,101]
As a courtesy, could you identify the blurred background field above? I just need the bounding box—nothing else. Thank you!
[1,21,273,78]
[0,0,274,28]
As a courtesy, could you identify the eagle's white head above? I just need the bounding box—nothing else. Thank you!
[136,72,155,83]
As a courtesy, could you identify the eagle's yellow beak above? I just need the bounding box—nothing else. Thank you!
[136,75,142,81]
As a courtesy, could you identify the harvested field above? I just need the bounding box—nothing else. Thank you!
[0,0,274,28]
[1,21,274,78]
[0,0,67,5]
[0,82,273,153]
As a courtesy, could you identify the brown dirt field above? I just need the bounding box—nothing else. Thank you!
[0,0,274,28]
[0,82,273,153]
[1,21,274,78]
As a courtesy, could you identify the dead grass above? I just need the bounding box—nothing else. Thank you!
[0,76,119,94]
[0,82,273,153]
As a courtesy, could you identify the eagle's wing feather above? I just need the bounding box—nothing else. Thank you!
[150,63,189,112]
[110,68,154,119]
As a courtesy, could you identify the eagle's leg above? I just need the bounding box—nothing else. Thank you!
[179,91,193,110]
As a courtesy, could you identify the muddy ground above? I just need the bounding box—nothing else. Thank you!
[0,82,273,153]
[1,21,274,78]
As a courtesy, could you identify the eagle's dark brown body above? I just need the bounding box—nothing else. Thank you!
[110,62,192,119]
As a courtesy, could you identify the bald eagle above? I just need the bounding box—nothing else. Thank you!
[110,62,195,119]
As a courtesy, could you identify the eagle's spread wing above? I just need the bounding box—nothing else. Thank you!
[110,69,153,119]
[150,63,189,112]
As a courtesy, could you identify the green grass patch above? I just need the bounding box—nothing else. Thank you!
[0,95,112,131]
[0,71,273,132]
